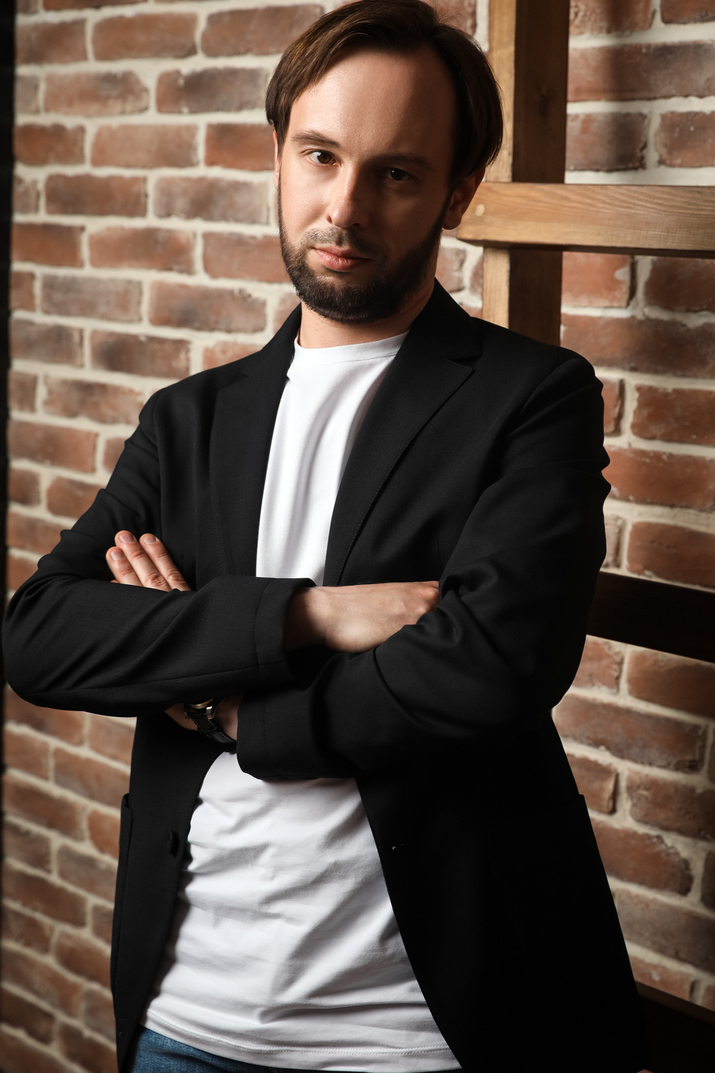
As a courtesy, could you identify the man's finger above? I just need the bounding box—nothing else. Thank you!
[114,531,173,591]
[139,534,191,592]
[106,546,144,586]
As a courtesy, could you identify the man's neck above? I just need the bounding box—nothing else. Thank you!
[296,278,435,348]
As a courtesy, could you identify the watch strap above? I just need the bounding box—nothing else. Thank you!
[184,699,236,751]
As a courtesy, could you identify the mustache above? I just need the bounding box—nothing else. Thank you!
[301,228,383,259]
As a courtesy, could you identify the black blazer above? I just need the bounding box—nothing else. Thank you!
[3,284,649,1073]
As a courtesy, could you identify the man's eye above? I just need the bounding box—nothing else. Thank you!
[308,150,334,165]
[387,167,410,182]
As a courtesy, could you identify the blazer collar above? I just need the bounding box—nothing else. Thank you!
[210,282,481,580]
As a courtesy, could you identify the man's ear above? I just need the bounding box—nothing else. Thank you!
[273,130,281,190]
[442,167,485,231]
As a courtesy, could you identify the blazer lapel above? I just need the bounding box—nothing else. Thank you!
[323,283,482,586]
[209,308,300,575]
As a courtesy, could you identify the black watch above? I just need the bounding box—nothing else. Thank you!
[184,698,236,751]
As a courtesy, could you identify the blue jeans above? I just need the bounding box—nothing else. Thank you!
[128,1027,458,1073]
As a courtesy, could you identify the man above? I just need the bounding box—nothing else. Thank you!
[3,2,649,1071]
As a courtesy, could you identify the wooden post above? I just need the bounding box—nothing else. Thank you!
[472,0,570,345]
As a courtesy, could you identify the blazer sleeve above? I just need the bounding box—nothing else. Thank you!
[2,389,309,719]
[235,354,611,778]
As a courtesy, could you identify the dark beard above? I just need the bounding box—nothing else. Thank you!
[277,184,446,324]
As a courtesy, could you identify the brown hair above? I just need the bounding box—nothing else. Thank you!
[266,0,503,184]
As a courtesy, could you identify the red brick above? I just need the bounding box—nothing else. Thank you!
[2,905,52,954]
[204,232,287,282]
[627,649,715,720]
[11,318,83,366]
[434,246,466,293]
[88,714,134,766]
[41,274,142,323]
[3,818,51,873]
[703,851,715,911]
[10,271,35,312]
[202,5,322,56]
[562,252,632,308]
[565,752,617,813]
[602,379,622,436]
[662,0,715,21]
[0,988,54,1044]
[58,846,117,903]
[91,904,114,947]
[47,477,102,520]
[92,124,197,168]
[3,862,86,926]
[56,931,111,988]
[7,554,39,592]
[54,748,129,808]
[566,112,647,172]
[5,688,85,745]
[8,468,40,507]
[554,695,705,772]
[88,810,120,860]
[93,13,197,60]
[4,725,49,780]
[46,173,147,218]
[205,123,274,170]
[45,0,146,7]
[16,20,87,65]
[45,71,149,116]
[3,951,80,1016]
[83,987,115,1042]
[91,331,189,380]
[573,636,622,692]
[272,291,301,333]
[561,315,715,379]
[656,112,715,168]
[13,176,39,215]
[569,42,715,101]
[591,818,692,894]
[150,280,266,333]
[570,0,653,33]
[44,378,142,426]
[12,222,83,268]
[646,257,715,315]
[90,226,194,274]
[59,1022,118,1073]
[9,420,97,473]
[102,437,125,473]
[0,1027,68,1073]
[3,776,84,839]
[614,887,715,974]
[627,522,715,589]
[9,370,37,413]
[16,0,38,11]
[628,771,715,841]
[605,447,715,511]
[202,341,257,369]
[7,513,63,557]
[633,385,715,448]
[154,175,267,223]
[629,956,693,1001]
[15,74,39,115]
[157,67,266,113]
[14,124,84,167]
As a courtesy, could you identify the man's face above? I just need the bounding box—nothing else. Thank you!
[274,47,471,325]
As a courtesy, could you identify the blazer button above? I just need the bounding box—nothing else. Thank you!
[167,830,180,856]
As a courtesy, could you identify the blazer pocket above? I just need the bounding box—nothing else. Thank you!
[110,793,133,994]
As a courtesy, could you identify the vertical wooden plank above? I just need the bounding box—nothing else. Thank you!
[473,0,569,345]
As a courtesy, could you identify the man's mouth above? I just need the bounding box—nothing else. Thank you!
[313,246,372,272]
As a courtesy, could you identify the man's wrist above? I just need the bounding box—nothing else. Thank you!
[284,587,328,651]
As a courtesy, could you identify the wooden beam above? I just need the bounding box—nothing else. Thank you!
[587,572,715,664]
[637,983,715,1073]
[460,182,715,257]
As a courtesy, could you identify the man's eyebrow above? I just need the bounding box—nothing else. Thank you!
[290,131,434,171]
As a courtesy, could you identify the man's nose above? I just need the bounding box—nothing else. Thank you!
[325,167,369,230]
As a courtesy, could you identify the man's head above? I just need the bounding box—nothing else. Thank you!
[267,0,503,334]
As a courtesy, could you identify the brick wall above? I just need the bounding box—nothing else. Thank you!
[4,0,715,1069]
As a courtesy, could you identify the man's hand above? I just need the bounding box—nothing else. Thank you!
[284,581,440,653]
[106,531,240,737]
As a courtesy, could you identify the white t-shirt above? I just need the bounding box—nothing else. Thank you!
[143,334,459,1071]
